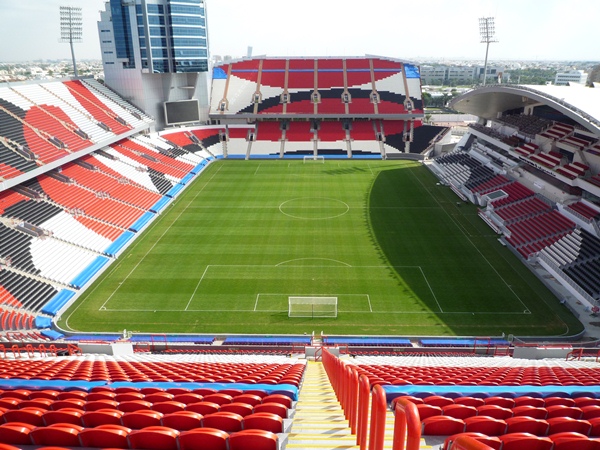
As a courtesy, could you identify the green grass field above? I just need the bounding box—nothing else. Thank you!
[58,160,583,337]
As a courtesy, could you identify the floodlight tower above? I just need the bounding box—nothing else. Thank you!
[59,6,83,77]
[479,17,497,86]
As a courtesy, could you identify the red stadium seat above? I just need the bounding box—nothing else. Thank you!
[145,392,175,404]
[0,422,35,445]
[464,416,507,436]
[442,432,501,450]
[476,405,513,420]
[151,401,187,414]
[423,395,454,407]
[128,425,179,450]
[118,400,153,412]
[228,429,278,450]
[30,391,60,400]
[3,408,45,426]
[87,392,117,402]
[81,408,124,427]
[115,392,145,402]
[582,406,600,420]
[512,405,548,419]
[545,397,576,407]
[454,397,485,408]
[546,405,583,419]
[30,424,82,447]
[514,396,546,408]
[261,394,292,409]
[50,399,86,411]
[505,416,550,435]
[415,403,442,420]
[498,432,553,450]
[178,427,228,450]
[220,402,254,417]
[203,393,233,405]
[421,416,466,435]
[548,417,592,435]
[122,410,164,429]
[84,399,119,411]
[233,394,263,407]
[161,411,203,431]
[185,401,220,415]
[42,408,83,426]
[78,424,131,449]
[441,404,477,420]
[242,412,284,433]
[484,397,515,408]
[173,393,204,405]
[202,411,244,432]
[253,402,288,418]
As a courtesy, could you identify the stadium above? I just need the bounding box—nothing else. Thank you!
[1,1,600,449]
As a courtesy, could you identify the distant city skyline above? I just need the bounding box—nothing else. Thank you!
[0,0,598,63]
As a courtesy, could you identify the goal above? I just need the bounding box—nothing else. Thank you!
[303,155,325,163]
[289,296,337,318]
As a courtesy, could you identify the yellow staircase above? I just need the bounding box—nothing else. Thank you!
[286,360,433,450]
[286,360,360,449]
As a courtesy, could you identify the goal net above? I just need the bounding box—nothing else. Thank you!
[303,155,325,163]
[289,296,337,318]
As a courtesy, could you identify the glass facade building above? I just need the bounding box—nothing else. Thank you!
[108,0,208,73]
[99,0,211,130]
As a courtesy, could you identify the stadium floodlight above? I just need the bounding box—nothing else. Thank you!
[479,17,498,86]
[59,6,83,77]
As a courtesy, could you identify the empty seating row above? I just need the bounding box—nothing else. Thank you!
[0,422,279,450]
[421,414,600,438]
[352,364,600,386]
[0,399,289,426]
[0,359,305,384]
[566,202,600,221]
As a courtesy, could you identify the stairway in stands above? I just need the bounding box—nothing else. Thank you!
[286,360,360,449]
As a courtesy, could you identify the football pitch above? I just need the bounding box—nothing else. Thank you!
[59,160,583,337]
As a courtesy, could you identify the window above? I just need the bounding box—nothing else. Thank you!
[148,15,165,25]
[170,26,205,36]
[172,48,207,58]
[169,16,204,26]
[149,27,167,36]
[152,48,169,58]
[101,40,112,44]
[171,37,206,47]
[169,0,202,4]
[168,5,202,15]
[150,38,168,47]
[147,4,164,14]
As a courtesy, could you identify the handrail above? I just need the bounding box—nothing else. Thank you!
[347,365,360,434]
[451,435,496,450]
[368,384,387,450]
[392,397,421,450]
[357,374,370,450]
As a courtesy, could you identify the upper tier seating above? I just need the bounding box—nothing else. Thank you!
[210,57,423,118]
[0,80,152,183]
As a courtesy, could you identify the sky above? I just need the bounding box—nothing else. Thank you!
[0,0,598,63]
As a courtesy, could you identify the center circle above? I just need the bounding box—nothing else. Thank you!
[279,197,350,220]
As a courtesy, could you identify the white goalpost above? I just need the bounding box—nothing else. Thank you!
[303,155,325,163]
[289,296,338,318]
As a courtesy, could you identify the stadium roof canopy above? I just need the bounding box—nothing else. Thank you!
[449,84,600,135]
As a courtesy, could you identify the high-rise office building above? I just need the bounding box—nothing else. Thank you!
[98,0,210,130]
